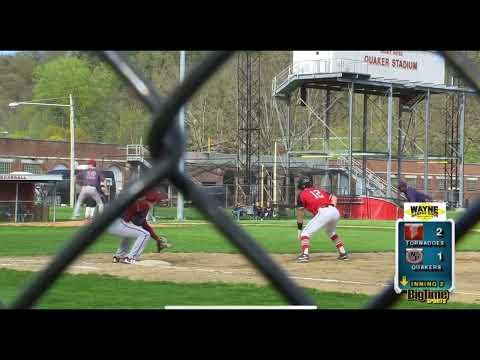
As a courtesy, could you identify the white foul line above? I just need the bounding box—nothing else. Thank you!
[165,306,317,310]
[453,290,480,297]
[0,261,98,271]
[143,264,480,299]
[1,258,479,299]
[290,275,388,287]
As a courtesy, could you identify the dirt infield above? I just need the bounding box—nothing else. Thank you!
[1,251,480,304]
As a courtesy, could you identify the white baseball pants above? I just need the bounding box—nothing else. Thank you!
[73,186,104,218]
[85,207,96,219]
[107,218,151,260]
[301,206,340,239]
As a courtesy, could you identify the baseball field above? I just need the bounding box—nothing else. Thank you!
[1,210,480,309]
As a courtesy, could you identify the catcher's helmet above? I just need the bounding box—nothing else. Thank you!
[297,176,313,190]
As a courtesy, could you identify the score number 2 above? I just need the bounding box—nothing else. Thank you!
[436,227,444,238]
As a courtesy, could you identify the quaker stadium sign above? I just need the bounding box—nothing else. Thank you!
[403,202,447,221]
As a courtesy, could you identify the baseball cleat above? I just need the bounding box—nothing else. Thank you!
[120,257,137,265]
[337,252,349,261]
[296,253,310,263]
[112,256,125,263]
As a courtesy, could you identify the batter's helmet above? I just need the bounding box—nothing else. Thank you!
[297,176,313,190]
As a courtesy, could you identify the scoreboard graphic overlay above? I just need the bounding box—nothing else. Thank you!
[394,203,455,294]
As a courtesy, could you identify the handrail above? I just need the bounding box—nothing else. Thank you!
[272,58,370,95]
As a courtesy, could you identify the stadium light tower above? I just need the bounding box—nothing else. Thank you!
[9,94,76,208]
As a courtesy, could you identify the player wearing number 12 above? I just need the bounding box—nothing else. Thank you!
[295,176,349,263]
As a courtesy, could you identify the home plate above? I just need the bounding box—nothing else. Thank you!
[136,260,173,267]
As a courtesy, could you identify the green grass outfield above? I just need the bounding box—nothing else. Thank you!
[48,206,212,221]
[47,206,471,222]
[1,217,479,309]
[1,269,478,309]
[1,219,479,257]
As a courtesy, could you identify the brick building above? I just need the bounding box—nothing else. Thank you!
[0,137,130,191]
[1,137,479,207]
[0,138,225,192]
[366,159,480,205]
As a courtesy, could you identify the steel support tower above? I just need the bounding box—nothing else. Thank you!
[237,51,262,205]
[444,77,465,208]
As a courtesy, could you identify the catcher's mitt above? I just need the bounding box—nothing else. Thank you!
[156,236,171,253]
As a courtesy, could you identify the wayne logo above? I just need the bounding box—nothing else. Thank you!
[403,202,447,221]
[406,248,424,264]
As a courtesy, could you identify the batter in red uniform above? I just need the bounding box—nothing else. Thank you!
[296,176,349,263]
[107,191,170,264]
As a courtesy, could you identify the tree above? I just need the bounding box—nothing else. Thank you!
[26,55,121,141]
[0,53,36,132]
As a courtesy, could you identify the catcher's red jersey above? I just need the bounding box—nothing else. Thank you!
[297,187,333,215]
[121,200,158,240]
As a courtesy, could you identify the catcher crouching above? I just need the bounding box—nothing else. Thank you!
[108,191,170,264]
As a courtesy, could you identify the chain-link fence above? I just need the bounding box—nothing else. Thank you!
[0,201,51,222]
[2,50,480,310]
[0,182,59,223]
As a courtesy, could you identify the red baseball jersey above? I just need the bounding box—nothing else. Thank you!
[296,187,333,215]
[122,199,158,240]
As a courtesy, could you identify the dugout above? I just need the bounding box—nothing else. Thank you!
[0,173,62,223]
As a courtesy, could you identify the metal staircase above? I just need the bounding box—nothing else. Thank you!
[126,144,202,185]
[126,145,152,169]
[288,96,401,200]
[335,156,401,199]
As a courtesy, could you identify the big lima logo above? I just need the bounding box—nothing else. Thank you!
[405,203,445,221]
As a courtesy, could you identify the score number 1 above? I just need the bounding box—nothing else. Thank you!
[436,227,444,262]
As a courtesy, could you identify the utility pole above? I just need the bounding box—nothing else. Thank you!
[177,51,186,220]
[273,141,277,207]
[69,94,75,208]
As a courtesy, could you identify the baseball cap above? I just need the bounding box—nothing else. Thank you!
[88,159,97,167]
[398,180,407,190]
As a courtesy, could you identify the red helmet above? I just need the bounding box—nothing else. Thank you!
[145,191,167,203]
[87,159,97,167]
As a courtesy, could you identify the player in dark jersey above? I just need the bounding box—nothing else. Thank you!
[296,176,349,263]
[72,159,106,220]
[398,180,433,202]
[107,191,170,264]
